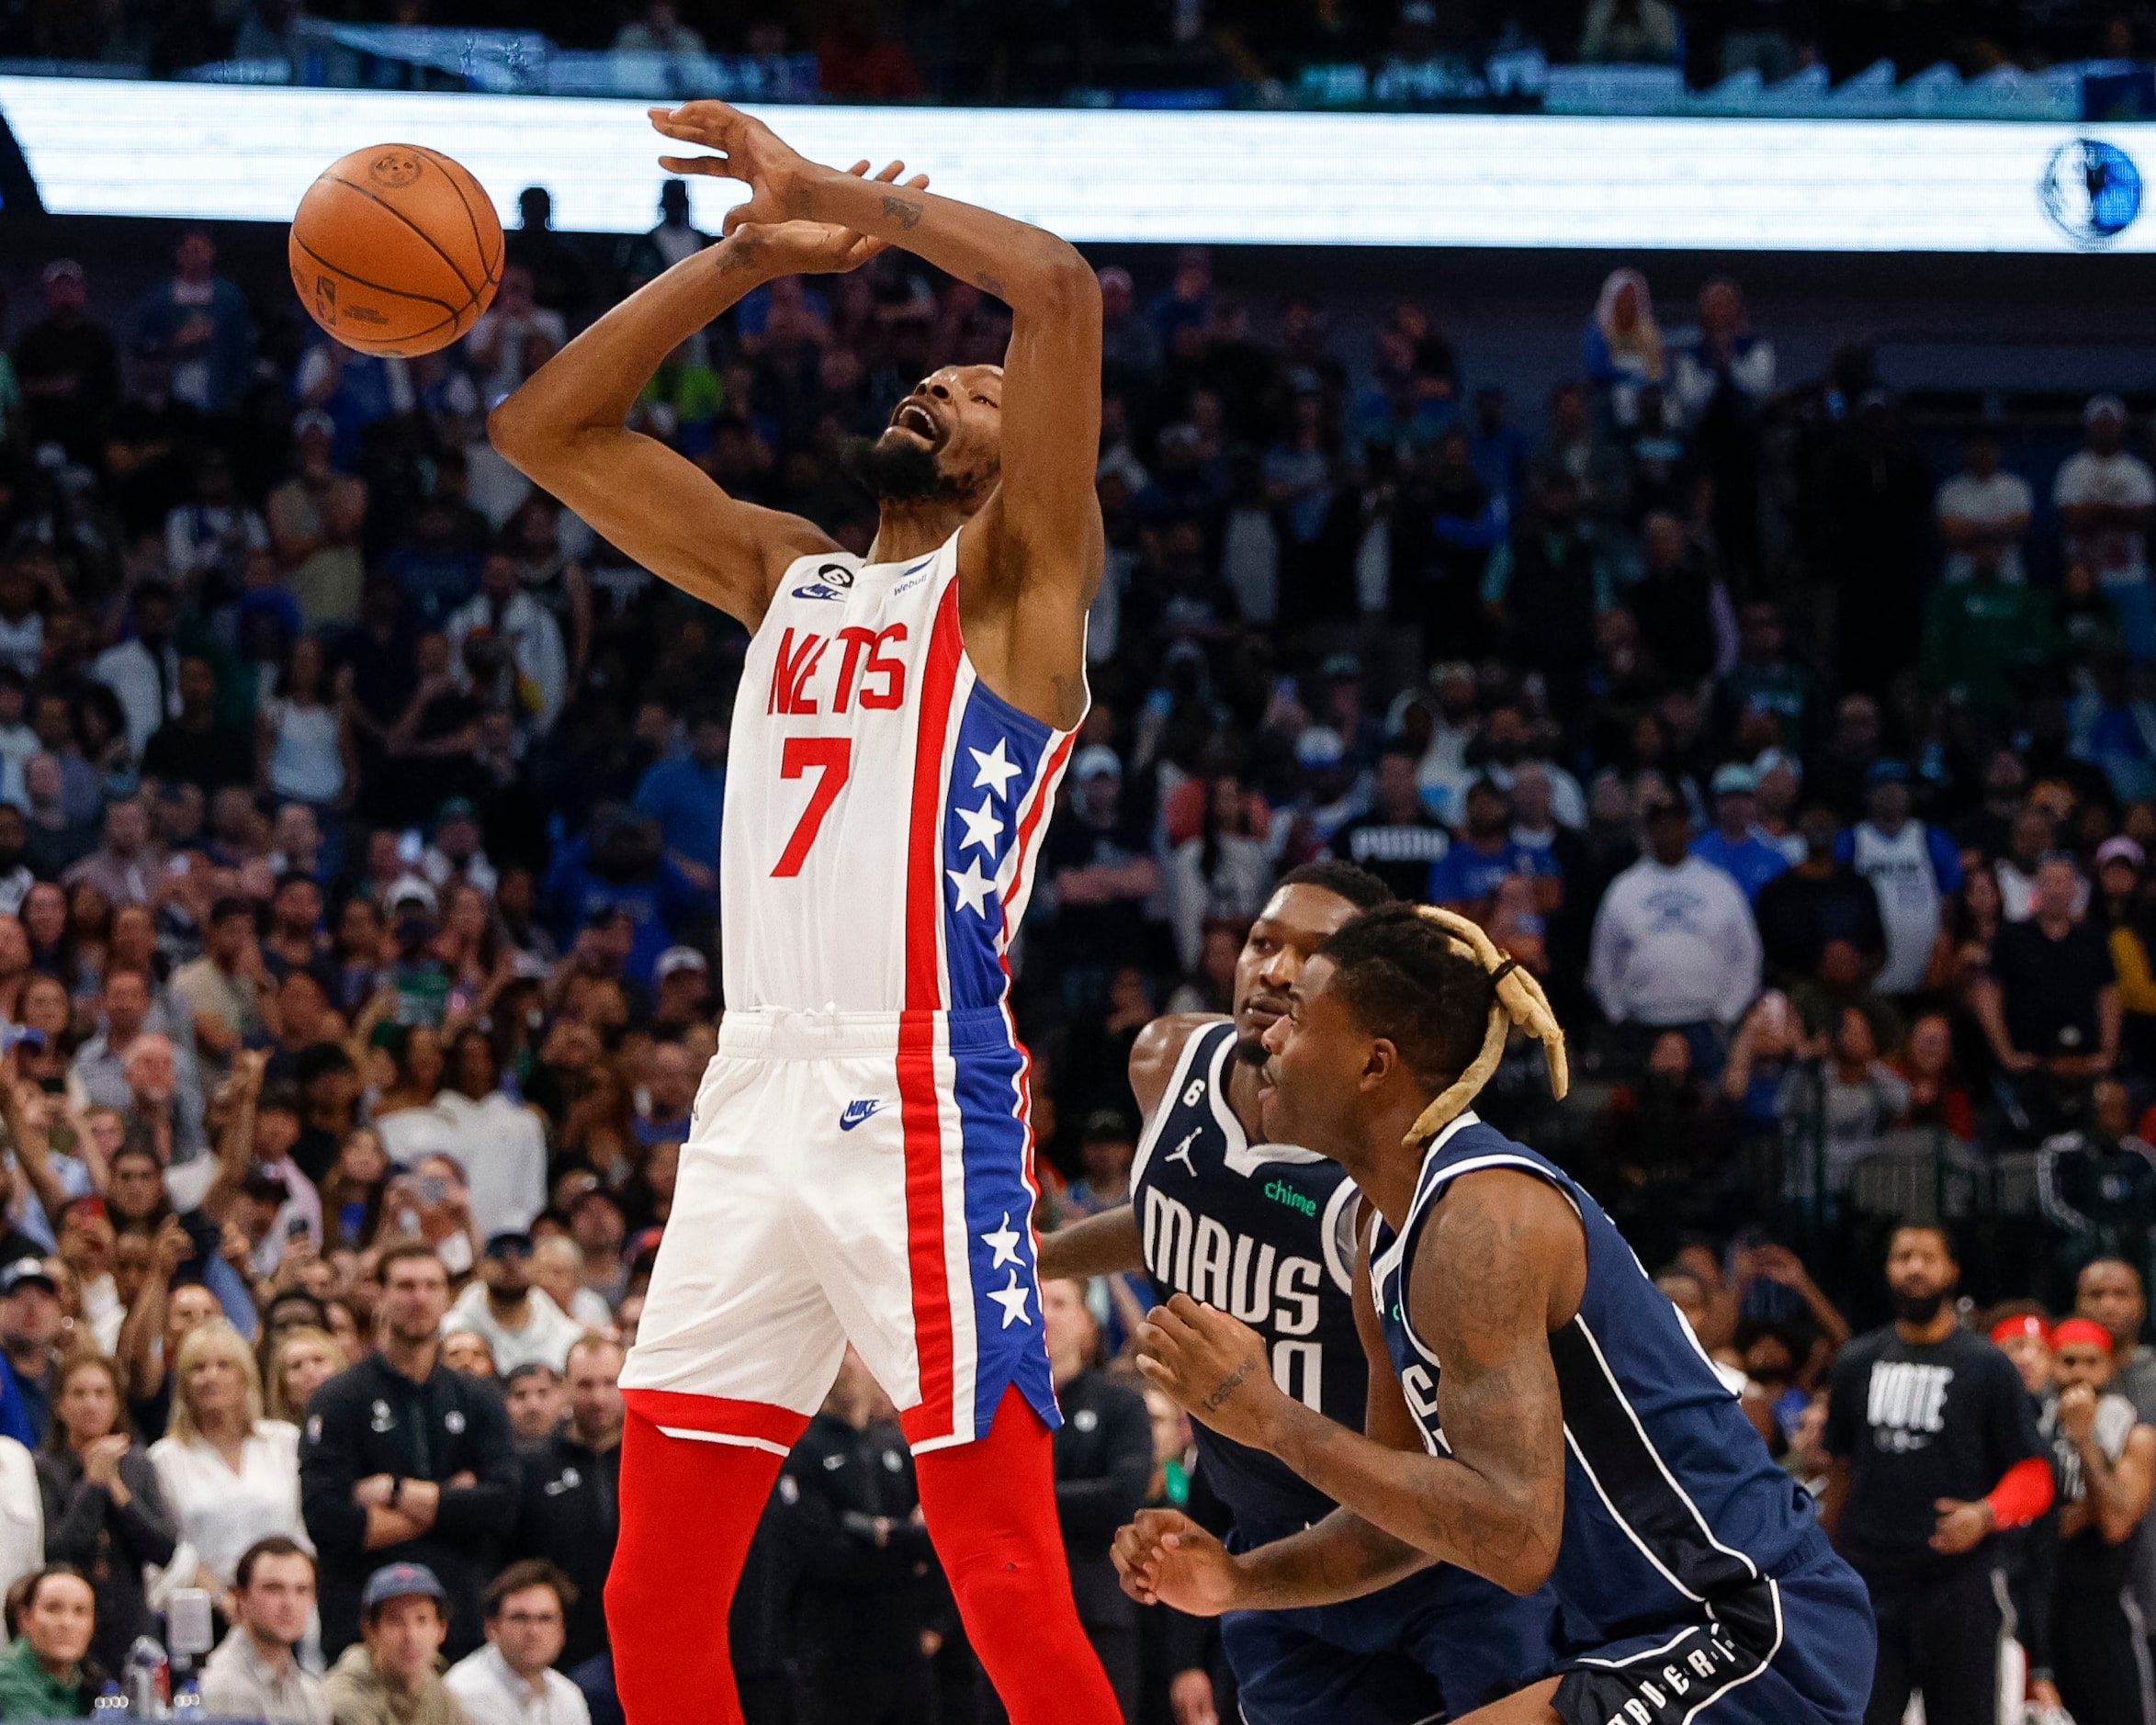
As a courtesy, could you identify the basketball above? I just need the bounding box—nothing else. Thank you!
[288,143,502,357]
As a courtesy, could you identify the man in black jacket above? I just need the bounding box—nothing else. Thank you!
[299,1240,519,1659]
[1039,1278,1155,1721]
[512,1332,623,1670]
[772,1347,939,1725]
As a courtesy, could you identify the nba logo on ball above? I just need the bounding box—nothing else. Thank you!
[367,151,424,190]
[2039,138,2143,247]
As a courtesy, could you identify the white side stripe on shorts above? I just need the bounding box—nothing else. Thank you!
[658,1426,794,1457]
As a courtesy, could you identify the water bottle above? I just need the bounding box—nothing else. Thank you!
[123,1635,169,1719]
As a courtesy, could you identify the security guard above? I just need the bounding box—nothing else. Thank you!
[299,1242,518,1658]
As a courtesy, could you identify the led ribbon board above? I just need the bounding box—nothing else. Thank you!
[1,75,2150,252]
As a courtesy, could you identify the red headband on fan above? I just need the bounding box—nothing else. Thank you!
[1990,1313,2050,1347]
[2052,1317,2115,1353]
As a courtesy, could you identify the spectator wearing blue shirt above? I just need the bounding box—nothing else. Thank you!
[631,705,728,887]
[1689,763,1791,903]
[1427,778,1552,920]
[544,810,707,987]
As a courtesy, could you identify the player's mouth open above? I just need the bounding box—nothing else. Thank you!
[893,401,938,439]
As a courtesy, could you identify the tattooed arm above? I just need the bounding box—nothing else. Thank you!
[651,100,1104,728]
[1114,1227,1434,1613]
[1135,1168,1579,1596]
[490,163,921,631]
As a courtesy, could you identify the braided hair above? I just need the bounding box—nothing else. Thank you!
[1315,904,1567,1146]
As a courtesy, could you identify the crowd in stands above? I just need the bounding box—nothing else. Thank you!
[0,0,2148,98]
[0,184,2152,1719]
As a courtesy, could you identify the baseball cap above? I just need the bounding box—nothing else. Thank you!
[1710,763,1757,796]
[1071,745,1122,783]
[360,1562,446,1613]
[2098,835,2146,870]
[293,409,337,442]
[433,796,478,830]
[654,945,708,981]
[484,1229,535,1259]
[1753,747,1802,785]
[1294,727,1346,769]
[384,875,437,918]
[40,259,83,286]
[1865,759,1910,787]
[2086,392,2129,425]
[0,1258,55,1298]
[1320,651,1362,682]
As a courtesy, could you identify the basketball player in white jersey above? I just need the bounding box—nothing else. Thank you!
[490,102,1117,1725]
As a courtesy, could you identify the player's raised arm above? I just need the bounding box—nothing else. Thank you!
[488,162,923,632]
[1136,1167,1576,1596]
[652,101,1104,725]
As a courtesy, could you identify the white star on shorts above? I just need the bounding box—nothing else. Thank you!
[969,738,1023,799]
[981,1212,1024,1268]
[988,1270,1033,1328]
[946,858,996,917]
[955,797,1005,855]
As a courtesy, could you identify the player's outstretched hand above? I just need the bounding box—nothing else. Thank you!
[733,160,931,276]
[1111,1508,1241,1616]
[651,100,817,231]
[1134,1291,1281,1449]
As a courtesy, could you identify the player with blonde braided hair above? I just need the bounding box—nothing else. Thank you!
[1120,901,1874,1725]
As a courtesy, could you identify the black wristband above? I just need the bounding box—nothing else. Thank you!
[1487,957,1520,987]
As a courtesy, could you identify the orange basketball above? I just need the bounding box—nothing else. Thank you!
[288,143,502,357]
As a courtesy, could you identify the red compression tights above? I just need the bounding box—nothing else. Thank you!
[914,1385,1123,1725]
[606,1386,1119,1725]
[607,1403,785,1724]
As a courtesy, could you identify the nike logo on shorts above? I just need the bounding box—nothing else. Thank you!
[840,1099,885,1132]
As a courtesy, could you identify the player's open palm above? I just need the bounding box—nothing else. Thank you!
[651,100,814,229]
[1112,1508,1240,1617]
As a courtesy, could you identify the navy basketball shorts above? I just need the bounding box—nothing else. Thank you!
[1552,1530,1876,1725]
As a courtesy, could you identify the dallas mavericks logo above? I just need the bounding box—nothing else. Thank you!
[2039,138,2144,248]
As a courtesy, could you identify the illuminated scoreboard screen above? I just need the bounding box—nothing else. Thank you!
[0,75,2150,253]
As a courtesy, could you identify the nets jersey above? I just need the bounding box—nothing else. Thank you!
[1130,1020,1365,1527]
[722,530,1077,1012]
[1372,1112,1823,1652]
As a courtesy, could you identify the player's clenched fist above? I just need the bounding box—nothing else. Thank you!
[1112,1508,1243,1615]
[1134,1292,1281,1448]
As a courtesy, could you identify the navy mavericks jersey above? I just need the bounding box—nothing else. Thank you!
[1372,1113,1823,1651]
[1131,1021,1365,1527]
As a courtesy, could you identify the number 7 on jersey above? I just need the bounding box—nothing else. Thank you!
[772,737,852,877]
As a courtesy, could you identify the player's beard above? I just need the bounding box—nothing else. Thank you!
[841,433,970,504]
[1891,1287,1947,1325]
